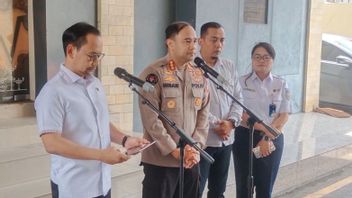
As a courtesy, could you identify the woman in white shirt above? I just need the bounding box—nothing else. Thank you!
[233,42,291,198]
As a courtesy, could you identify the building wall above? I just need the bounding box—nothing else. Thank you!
[195,0,238,64]
[132,0,175,132]
[196,0,308,113]
[97,0,134,131]
[102,0,329,133]
[46,0,96,80]
[322,3,352,37]
[303,0,324,112]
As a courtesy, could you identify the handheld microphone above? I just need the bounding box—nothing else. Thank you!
[194,57,228,85]
[114,67,155,92]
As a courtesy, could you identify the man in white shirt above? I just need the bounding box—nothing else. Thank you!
[197,22,243,198]
[35,22,148,198]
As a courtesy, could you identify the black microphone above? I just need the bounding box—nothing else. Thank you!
[114,67,155,92]
[194,57,228,85]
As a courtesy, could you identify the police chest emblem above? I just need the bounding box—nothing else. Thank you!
[163,75,177,82]
[146,74,158,85]
[167,100,176,109]
[194,97,202,107]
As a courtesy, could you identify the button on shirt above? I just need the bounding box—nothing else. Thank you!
[240,72,291,125]
[35,65,111,198]
[205,57,243,147]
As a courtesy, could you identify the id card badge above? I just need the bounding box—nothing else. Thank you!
[269,103,276,117]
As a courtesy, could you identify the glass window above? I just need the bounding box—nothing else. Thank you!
[321,41,351,62]
[0,0,29,103]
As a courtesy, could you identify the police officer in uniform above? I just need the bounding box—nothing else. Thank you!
[138,21,210,198]
[233,42,291,198]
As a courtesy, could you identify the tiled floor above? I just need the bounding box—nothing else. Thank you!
[108,112,352,197]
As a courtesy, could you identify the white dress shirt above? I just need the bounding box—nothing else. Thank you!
[35,65,111,198]
[205,57,243,147]
[240,72,291,125]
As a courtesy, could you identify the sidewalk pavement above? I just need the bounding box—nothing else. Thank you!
[110,112,352,197]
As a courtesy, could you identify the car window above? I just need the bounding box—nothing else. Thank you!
[321,41,351,62]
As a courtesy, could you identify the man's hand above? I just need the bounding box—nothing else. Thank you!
[170,145,200,169]
[184,145,200,169]
[124,136,150,149]
[171,148,180,160]
[256,139,272,157]
[214,120,233,140]
[100,146,130,165]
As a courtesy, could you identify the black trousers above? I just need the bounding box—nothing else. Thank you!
[198,144,232,198]
[51,180,111,198]
[142,163,200,198]
[232,126,284,198]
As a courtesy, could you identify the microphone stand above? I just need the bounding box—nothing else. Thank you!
[128,83,214,198]
[202,72,281,198]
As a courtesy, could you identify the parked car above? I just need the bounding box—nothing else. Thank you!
[320,33,352,113]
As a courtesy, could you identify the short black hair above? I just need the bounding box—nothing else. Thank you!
[251,42,276,59]
[62,22,101,56]
[244,42,276,86]
[200,22,223,38]
[165,21,192,39]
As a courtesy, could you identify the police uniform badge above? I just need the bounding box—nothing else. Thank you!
[168,60,176,72]
[163,75,177,82]
[269,103,276,117]
[194,97,202,107]
[167,100,176,109]
[146,74,158,85]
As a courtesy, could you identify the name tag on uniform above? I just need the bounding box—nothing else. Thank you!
[163,83,179,88]
[192,83,204,88]
[269,103,276,117]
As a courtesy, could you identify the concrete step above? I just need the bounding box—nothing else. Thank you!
[0,177,50,198]
[273,144,352,197]
[0,142,143,198]
[0,102,35,119]
[1,144,350,198]
[0,143,50,188]
[0,117,39,149]
[0,168,144,198]
[199,144,352,197]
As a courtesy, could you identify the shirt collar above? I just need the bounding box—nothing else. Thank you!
[60,64,94,84]
[197,52,222,68]
[250,72,273,83]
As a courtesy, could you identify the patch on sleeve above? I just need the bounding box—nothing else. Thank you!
[146,74,159,85]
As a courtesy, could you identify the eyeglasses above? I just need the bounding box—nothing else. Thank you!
[86,53,105,61]
[252,54,272,62]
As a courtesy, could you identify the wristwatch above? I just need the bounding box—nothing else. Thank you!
[263,136,271,141]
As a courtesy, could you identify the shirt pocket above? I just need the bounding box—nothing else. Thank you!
[271,90,282,111]
[242,89,257,100]
[161,88,180,113]
[272,90,282,102]
[192,88,204,111]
